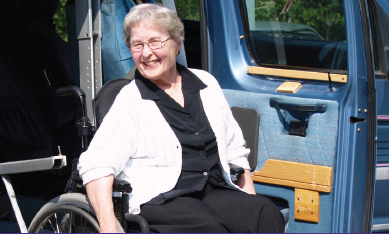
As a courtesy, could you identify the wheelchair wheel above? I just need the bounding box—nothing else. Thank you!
[28,205,99,233]
[28,193,124,233]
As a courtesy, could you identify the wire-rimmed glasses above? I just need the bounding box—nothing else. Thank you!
[130,37,171,52]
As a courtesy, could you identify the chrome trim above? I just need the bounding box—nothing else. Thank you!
[372,223,389,231]
[376,167,389,180]
[0,156,67,175]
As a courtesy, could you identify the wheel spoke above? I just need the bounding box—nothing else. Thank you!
[34,210,99,233]
[29,200,100,233]
[69,212,72,233]
[47,218,57,233]
[54,213,60,233]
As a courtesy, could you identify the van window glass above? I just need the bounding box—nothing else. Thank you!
[155,0,199,20]
[370,1,389,76]
[243,0,347,72]
[156,0,202,69]
[176,0,199,20]
[54,0,68,41]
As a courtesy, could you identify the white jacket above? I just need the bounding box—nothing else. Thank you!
[78,68,250,214]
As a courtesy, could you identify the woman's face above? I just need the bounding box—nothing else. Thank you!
[130,23,181,82]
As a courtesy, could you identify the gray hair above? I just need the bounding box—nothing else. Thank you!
[123,3,185,48]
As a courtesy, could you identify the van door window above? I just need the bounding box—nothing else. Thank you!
[176,0,201,69]
[369,0,389,79]
[242,0,347,74]
[157,0,202,69]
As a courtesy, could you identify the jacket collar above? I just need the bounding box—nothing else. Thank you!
[135,63,207,101]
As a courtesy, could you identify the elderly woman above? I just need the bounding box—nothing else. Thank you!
[78,3,284,233]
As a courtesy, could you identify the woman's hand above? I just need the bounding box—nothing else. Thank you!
[236,169,256,195]
[85,174,120,233]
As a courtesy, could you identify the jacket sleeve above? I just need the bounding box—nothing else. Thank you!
[78,85,138,185]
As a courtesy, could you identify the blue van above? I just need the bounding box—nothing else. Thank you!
[1,0,388,233]
[57,0,389,232]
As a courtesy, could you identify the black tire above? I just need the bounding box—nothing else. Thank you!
[28,193,124,233]
[28,204,99,233]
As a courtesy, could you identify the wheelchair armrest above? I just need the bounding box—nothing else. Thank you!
[112,180,132,231]
[229,163,245,183]
[113,180,132,193]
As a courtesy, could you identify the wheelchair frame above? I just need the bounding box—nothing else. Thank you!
[0,154,67,232]
[24,83,246,233]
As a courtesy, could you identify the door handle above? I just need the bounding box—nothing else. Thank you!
[270,99,326,113]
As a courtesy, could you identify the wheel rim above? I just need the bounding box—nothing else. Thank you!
[33,208,99,233]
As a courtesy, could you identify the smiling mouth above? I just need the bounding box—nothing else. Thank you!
[143,60,160,66]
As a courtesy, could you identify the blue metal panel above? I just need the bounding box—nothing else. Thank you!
[377,0,389,15]
[373,0,389,231]
[377,148,389,157]
[377,127,389,140]
[331,1,371,232]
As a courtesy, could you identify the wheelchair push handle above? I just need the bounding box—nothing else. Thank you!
[56,86,91,151]
[56,86,88,119]
[55,86,85,98]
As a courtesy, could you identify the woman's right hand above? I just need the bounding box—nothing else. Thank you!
[85,174,120,233]
[236,169,256,195]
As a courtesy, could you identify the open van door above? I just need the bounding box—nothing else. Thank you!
[200,0,380,232]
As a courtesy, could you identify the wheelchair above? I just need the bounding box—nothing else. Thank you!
[27,79,246,233]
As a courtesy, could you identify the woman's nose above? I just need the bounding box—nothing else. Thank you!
[142,44,153,56]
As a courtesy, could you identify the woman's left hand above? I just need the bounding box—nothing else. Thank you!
[236,169,256,195]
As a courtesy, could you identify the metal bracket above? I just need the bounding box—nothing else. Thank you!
[76,0,102,124]
[295,188,320,223]
[0,156,67,175]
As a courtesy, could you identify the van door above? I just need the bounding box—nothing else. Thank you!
[202,0,376,232]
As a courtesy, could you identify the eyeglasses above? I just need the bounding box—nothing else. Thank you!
[130,38,171,52]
